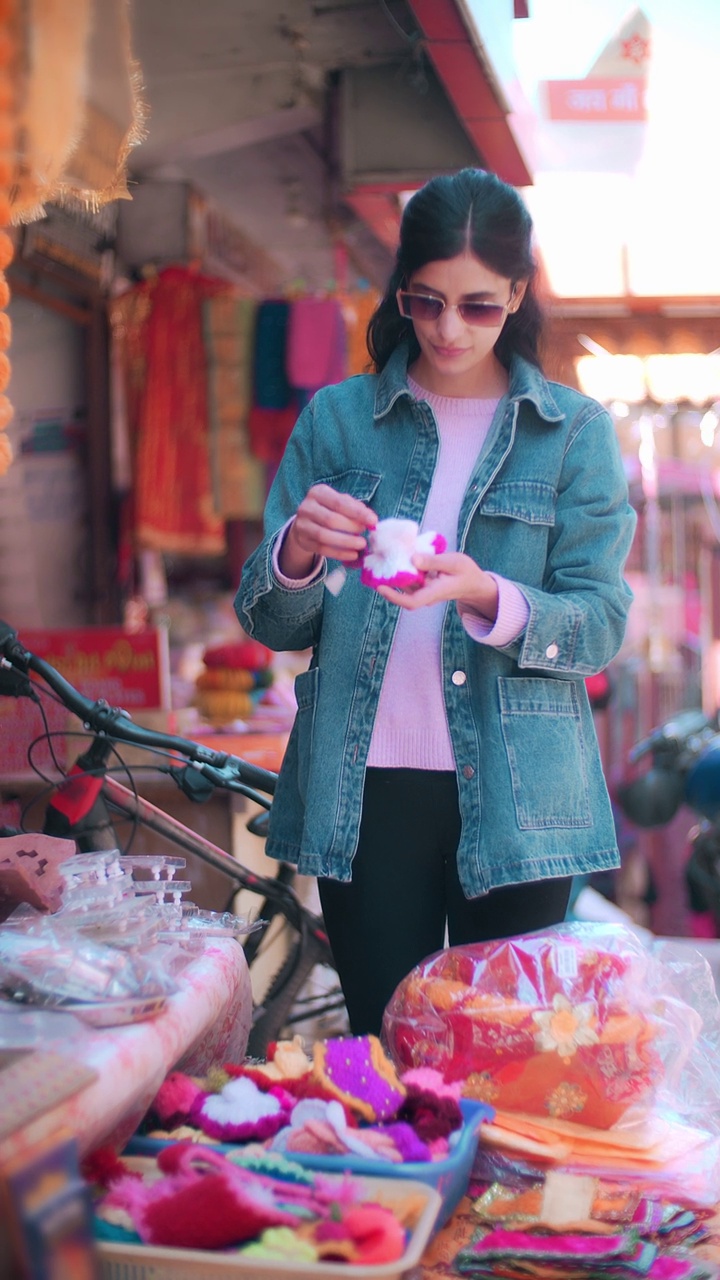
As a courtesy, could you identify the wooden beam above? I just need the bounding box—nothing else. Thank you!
[84,303,119,623]
[7,275,91,326]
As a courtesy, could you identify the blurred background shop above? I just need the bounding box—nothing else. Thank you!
[2,0,720,939]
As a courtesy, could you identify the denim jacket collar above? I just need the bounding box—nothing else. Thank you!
[373,343,565,424]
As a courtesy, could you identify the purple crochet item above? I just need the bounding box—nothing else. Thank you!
[380,1122,432,1163]
[313,1035,406,1123]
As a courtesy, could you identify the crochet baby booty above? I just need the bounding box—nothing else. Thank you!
[312,1035,406,1122]
[189,1077,293,1143]
[359,517,446,590]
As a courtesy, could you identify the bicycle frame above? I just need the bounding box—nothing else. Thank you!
[0,618,344,1052]
[103,774,285,898]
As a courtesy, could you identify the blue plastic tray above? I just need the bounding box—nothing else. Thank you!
[125,1099,490,1228]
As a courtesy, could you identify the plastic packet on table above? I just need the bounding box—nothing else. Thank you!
[382,922,708,1131]
[142,937,200,978]
[0,917,173,1004]
[172,907,264,938]
[55,873,136,912]
[5,894,161,947]
[470,1108,720,1210]
[71,909,165,951]
[132,880,192,906]
[58,849,123,886]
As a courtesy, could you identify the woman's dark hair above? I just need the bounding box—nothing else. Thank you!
[367,168,545,373]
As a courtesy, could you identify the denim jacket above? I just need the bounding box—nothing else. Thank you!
[236,345,636,897]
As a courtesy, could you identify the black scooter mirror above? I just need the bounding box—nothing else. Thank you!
[616,768,685,828]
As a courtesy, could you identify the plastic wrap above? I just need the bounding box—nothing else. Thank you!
[382,924,703,1131]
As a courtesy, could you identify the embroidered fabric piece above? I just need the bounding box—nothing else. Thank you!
[383,929,697,1130]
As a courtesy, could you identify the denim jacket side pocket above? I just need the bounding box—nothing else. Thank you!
[498,676,592,830]
[294,665,319,805]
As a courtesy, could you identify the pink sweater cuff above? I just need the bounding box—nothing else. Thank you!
[272,518,325,587]
[458,573,529,647]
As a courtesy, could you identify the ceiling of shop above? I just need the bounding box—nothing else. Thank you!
[126,0,423,287]
[125,0,523,290]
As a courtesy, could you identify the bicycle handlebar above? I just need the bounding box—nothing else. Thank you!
[0,620,277,800]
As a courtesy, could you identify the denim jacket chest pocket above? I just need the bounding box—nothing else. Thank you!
[315,467,382,506]
[467,480,557,582]
[478,479,557,525]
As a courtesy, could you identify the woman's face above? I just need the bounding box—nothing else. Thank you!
[401,251,526,396]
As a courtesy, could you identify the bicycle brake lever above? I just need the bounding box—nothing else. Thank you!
[0,663,33,697]
[247,810,270,838]
[168,764,216,803]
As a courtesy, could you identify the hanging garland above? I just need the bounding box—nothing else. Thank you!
[0,0,146,478]
[0,0,15,477]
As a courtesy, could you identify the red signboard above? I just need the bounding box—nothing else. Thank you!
[543,78,647,122]
[0,627,170,779]
[16,627,170,711]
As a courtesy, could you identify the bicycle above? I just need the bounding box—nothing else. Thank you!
[0,618,348,1057]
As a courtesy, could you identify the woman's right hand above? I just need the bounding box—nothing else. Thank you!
[278,484,377,579]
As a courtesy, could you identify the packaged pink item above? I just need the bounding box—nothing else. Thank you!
[360,518,446,590]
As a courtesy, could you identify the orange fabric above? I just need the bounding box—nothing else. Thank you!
[134,266,227,555]
[480,1106,714,1175]
[386,936,665,1130]
[338,289,379,376]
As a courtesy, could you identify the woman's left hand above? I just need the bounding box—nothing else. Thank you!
[376,551,499,619]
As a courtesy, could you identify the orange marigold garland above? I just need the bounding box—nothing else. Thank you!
[0,0,16,477]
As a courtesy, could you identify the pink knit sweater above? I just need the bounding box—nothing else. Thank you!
[274,378,530,770]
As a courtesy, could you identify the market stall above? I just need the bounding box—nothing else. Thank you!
[5,921,720,1278]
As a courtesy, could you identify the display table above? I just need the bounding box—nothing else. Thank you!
[0,937,253,1170]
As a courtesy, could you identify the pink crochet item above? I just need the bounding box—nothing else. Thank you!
[189,1077,293,1142]
[102,1149,297,1249]
[151,1071,204,1129]
[400,1068,463,1101]
[359,518,446,590]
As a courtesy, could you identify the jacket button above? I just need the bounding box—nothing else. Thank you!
[451,670,467,686]
[462,765,475,779]
[545,643,559,659]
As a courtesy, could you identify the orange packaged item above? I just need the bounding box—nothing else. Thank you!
[382,924,700,1130]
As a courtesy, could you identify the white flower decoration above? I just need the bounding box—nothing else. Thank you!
[533,994,599,1058]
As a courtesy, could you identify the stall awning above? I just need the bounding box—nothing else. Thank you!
[344,0,532,251]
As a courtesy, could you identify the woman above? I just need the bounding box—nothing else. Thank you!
[236,168,636,1035]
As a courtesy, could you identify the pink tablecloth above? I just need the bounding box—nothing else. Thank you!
[0,937,252,1165]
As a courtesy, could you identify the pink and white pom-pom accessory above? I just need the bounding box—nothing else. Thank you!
[359,517,446,590]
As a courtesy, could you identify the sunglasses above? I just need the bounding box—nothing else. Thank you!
[397,289,516,327]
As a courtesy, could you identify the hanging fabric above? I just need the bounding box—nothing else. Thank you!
[285,295,347,392]
[133,265,227,555]
[338,288,380,377]
[202,293,265,520]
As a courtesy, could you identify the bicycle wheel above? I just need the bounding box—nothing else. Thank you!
[246,921,347,1058]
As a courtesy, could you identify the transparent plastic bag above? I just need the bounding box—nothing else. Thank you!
[382,923,702,1131]
[0,912,177,1003]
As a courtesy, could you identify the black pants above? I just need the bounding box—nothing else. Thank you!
[318,768,572,1036]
